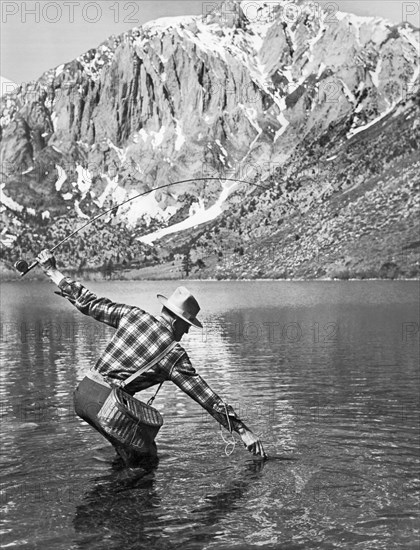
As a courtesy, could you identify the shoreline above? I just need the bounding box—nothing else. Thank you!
[1,270,419,284]
[1,260,418,283]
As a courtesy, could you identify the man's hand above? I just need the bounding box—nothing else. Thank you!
[238,427,267,459]
[36,249,64,285]
[36,249,57,272]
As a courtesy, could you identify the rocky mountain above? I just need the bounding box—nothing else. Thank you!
[1,0,419,278]
[165,89,419,280]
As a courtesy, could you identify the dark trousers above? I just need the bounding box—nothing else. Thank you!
[73,376,158,465]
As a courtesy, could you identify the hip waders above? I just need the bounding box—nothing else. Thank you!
[73,376,158,464]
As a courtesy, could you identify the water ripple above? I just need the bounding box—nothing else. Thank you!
[0,281,418,549]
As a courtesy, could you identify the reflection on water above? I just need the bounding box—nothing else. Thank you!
[0,280,419,549]
[73,457,268,550]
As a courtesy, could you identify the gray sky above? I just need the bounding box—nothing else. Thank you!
[1,1,419,85]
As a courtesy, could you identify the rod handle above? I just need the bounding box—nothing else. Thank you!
[20,260,39,277]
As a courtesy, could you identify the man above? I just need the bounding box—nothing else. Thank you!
[36,249,267,464]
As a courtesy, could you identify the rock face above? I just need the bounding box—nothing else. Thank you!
[0,0,419,276]
[183,90,420,280]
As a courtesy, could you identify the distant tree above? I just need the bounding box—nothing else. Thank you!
[195,258,206,270]
[102,258,114,279]
[109,258,115,273]
[182,250,191,277]
[379,261,399,280]
[77,258,87,277]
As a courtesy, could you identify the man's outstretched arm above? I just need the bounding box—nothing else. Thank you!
[36,249,133,328]
[169,355,267,458]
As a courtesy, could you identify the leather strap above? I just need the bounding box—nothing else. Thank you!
[121,341,178,390]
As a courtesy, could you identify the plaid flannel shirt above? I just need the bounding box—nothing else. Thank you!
[59,278,245,433]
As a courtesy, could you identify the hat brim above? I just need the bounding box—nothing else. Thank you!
[157,294,203,328]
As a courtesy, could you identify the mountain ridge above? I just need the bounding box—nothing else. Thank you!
[1,0,419,279]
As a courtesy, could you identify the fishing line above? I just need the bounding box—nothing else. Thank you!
[14,177,271,276]
[220,402,236,456]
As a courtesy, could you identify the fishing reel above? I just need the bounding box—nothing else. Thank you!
[14,259,39,277]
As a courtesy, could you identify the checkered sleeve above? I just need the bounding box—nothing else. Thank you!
[58,277,133,328]
[169,354,246,433]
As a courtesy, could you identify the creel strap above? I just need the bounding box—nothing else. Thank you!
[121,340,178,389]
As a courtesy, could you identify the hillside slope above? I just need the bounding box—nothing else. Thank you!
[159,92,420,279]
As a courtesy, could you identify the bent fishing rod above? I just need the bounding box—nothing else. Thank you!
[14,177,271,277]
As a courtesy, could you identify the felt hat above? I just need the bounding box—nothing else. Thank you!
[157,286,203,328]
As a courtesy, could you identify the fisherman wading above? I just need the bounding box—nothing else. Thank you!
[36,249,267,466]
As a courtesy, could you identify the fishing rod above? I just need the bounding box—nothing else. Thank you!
[14,177,271,277]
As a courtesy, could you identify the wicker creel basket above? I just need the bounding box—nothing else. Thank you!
[98,387,164,450]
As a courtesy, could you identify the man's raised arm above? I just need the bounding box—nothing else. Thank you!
[36,249,132,328]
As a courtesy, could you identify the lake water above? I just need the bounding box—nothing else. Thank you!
[0,280,419,550]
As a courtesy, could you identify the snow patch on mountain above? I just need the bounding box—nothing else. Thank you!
[241,105,262,134]
[215,139,228,157]
[340,79,356,104]
[95,175,119,208]
[21,166,34,175]
[55,65,65,77]
[336,11,385,26]
[370,58,382,88]
[55,165,67,191]
[399,26,420,50]
[108,140,127,163]
[74,200,89,219]
[152,126,166,148]
[77,43,115,80]
[184,20,228,61]
[143,15,196,35]
[347,102,397,139]
[0,230,18,247]
[136,129,148,144]
[122,189,177,227]
[139,203,218,244]
[174,120,185,151]
[306,22,326,61]
[1,184,23,212]
[139,178,239,244]
[75,165,92,195]
[51,112,58,132]
[274,112,289,141]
